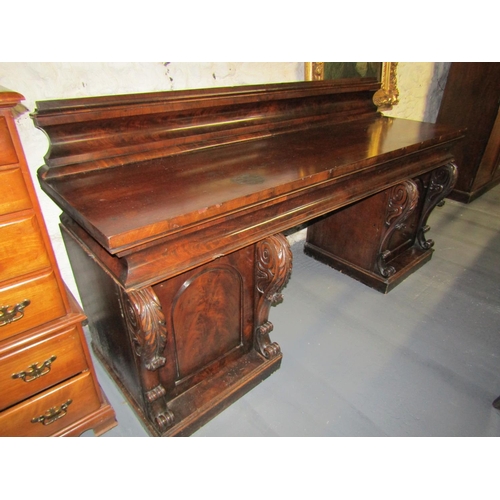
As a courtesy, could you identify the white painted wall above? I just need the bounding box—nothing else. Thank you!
[0,62,448,300]
[0,62,303,298]
[384,62,451,122]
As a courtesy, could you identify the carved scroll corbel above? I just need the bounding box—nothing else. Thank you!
[416,162,458,250]
[123,287,167,370]
[254,233,293,359]
[377,180,419,277]
[122,287,174,432]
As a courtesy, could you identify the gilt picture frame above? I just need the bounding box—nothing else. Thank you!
[304,62,399,110]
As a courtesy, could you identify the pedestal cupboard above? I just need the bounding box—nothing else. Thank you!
[0,87,116,436]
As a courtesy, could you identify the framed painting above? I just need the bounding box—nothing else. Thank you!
[304,62,399,110]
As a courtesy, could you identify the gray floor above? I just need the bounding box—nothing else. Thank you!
[86,184,500,437]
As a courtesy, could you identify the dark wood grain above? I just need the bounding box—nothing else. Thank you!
[33,80,463,436]
[40,115,461,255]
[33,80,380,175]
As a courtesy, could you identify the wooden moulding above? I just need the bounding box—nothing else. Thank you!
[304,242,433,294]
[93,344,281,437]
[33,80,381,178]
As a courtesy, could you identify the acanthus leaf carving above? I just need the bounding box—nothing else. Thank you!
[255,233,293,359]
[121,287,174,432]
[123,287,167,371]
[416,162,458,250]
[377,180,419,277]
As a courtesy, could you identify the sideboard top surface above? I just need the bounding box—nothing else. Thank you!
[41,115,460,253]
[33,81,464,255]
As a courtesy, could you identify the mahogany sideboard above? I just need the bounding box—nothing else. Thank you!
[33,80,463,436]
[0,87,116,436]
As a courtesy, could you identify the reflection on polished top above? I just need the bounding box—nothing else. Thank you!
[33,81,464,256]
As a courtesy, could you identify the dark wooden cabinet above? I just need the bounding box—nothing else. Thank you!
[305,164,457,293]
[0,87,116,436]
[32,80,463,436]
[436,62,500,203]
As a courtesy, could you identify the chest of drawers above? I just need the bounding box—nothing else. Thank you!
[0,87,116,436]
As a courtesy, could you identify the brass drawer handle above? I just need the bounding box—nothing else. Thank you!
[11,355,57,383]
[31,399,72,426]
[0,299,31,327]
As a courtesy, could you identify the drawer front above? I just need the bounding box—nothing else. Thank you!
[0,214,51,282]
[0,116,18,167]
[0,326,88,411]
[0,371,100,436]
[0,271,66,341]
[0,168,31,215]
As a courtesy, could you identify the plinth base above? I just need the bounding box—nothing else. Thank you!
[304,242,434,294]
[93,345,281,437]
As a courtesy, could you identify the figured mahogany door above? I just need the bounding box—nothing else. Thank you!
[151,246,255,398]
